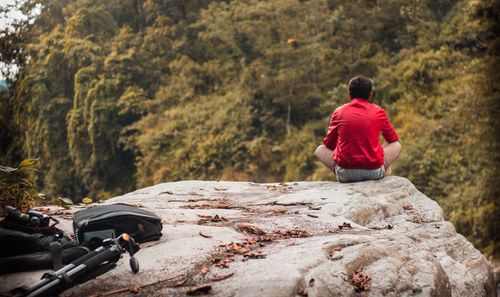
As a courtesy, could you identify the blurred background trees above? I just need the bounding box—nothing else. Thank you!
[0,0,498,256]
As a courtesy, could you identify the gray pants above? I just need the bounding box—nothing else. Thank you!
[334,165,385,183]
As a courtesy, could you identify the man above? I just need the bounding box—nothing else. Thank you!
[315,75,401,183]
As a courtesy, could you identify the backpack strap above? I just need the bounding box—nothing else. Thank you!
[49,241,63,270]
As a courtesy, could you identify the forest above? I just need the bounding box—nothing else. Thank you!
[0,0,498,258]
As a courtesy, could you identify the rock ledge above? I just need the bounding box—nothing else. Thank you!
[1,177,495,297]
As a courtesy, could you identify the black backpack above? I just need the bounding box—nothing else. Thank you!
[0,214,89,274]
[72,203,162,247]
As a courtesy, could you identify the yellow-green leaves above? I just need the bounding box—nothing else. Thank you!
[0,159,40,214]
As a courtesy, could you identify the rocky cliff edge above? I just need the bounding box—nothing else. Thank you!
[1,177,495,296]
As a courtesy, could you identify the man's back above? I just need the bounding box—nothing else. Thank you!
[323,98,399,170]
[315,75,401,183]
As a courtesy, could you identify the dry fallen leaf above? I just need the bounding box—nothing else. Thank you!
[274,229,312,238]
[271,208,288,215]
[129,284,141,293]
[348,266,372,293]
[173,275,187,287]
[214,259,231,268]
[197,214,228,224]
[237,223,266,235]
[243,251,266,260]
[403,203,413,210]
[369,224,394,231]
[187,285,212,295]
[338,222,352,230]
[211,272,234,281]
[200,266,210,275]
[329,246,343,258]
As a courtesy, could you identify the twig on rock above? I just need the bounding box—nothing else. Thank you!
[89,274,187,296]
[199,232,213,238]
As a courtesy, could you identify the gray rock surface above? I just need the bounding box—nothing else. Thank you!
[0,177,495,296]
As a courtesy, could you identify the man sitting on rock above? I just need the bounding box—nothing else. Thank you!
[315,75,401,183]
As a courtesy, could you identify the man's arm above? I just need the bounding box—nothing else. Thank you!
[322,110,339,150]
[378,109,399,143]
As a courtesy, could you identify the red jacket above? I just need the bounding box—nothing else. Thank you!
[322,98,399,169]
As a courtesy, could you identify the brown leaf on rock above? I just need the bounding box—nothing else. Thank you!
[197,214,228,224]
[237,223,266,235]
[226,242,251,254]
[129,284,141,293]
[173,275,187,287]
[271,208,288,215]
[348,266,372,293]
[187,285,212,295]
[184,203,211,209]
[216,199,232,209]
[338,222,352,230]
[213,259,226,268]
[328,246,343,258]
[200,266,210,275]
[243,251,266,261]
[212,214,227,222]
[369,224,394,230]
[244,237,257,244]
[211,272,234,281]
[244,236,273,244]
[257,235,275,242]
[403,203,413,210]
[213,258,233,268]
[274,228,312,238]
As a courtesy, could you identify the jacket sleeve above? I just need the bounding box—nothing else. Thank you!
[322,110,339,150]
[379,109,399,143]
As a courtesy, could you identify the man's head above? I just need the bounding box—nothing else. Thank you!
[348,75,372,100]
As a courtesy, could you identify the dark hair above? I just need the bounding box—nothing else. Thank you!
[348,75,372,100]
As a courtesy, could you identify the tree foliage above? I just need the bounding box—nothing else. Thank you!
[0,0,498,256]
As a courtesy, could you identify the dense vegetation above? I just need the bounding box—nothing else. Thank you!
[0,0,498,256]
